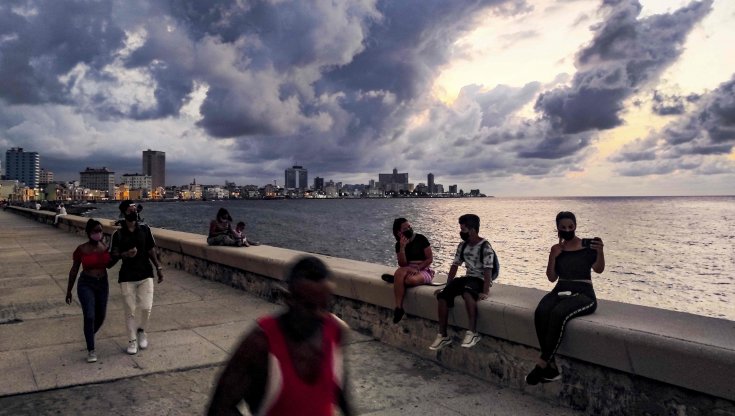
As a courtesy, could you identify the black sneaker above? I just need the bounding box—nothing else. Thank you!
[393,307,405,323]
[525,366,544,386]
[541,365,561,382]
[381,273,395,284]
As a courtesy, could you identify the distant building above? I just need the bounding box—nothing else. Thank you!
[121,173,152,191]
[285,165,308,190]
[378,168,409,192]
[449,184,458,194]
[39,168,54,186]
[5,147,40,188]
[313,176,324,191]
[427,173,435,194]
[80,167,115,197]
[142,149,166,189]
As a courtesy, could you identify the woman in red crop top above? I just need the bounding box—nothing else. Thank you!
[66,219,112,363]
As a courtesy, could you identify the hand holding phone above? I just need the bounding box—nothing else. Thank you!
[581,238,593,248]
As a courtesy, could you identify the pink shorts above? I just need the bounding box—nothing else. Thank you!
[408,262,434,284]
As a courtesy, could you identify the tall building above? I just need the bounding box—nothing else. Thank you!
[378,168,409,192]
[39,168,54,186]
[427,173,435,194]
[142,149,166,189]
[285,165,308,190]
[5,147,40,188]
[80,167,115,196]
[449,184,458,194]
[313,176,324,191]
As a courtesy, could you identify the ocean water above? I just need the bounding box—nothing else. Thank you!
[87,197,735,321]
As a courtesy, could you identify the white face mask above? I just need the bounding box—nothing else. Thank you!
[90,232,103,242]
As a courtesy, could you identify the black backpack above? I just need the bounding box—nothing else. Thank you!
[459,240,500,281]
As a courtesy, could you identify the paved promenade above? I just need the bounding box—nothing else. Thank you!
[0,210,581,415]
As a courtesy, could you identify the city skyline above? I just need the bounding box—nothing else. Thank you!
[0,1,733,196]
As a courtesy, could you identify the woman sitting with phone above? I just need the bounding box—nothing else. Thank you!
[383,218,435,324]
[525,211,605,385]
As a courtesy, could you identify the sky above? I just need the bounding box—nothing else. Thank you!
[0,0,733,196]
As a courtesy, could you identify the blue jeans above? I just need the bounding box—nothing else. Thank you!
[77,273,109,351]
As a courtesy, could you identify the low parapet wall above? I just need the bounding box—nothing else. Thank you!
[9,206,735,415]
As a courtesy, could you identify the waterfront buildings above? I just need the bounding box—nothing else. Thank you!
[142,149,166,189]
[285,165,308,190]
[428,173,435,194]
[5,147,40,189]
[121,173,152,191]
[378,168,410,192]
[313,176,324,192]
[39,168,54,186]
[80,167,115,197]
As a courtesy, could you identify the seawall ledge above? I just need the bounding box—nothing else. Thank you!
[7,206,735,414]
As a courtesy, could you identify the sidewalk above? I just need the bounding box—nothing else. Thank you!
[0,210,582,415]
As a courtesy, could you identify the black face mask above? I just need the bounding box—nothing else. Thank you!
[403,229,414,239]
[125,213,138,222]
[558,230,575,241]
[459,231,470,241]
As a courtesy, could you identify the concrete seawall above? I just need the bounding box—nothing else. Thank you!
[8,206,735,415]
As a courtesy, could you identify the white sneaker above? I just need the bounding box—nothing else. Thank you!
[87,350,97,363]
[429,334,452,351]
[137,329,148,350]
[127,339,138,355]
[461,330,482,348]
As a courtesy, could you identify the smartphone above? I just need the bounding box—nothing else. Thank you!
[581,238,593,248]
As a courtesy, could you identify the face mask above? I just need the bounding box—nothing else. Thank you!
[90,232,103,242]
[459,231,470,241]
[403,229,414,239]
[125,213,138,222]
[558,230,575,241]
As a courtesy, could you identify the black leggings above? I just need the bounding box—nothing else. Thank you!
[534,281,596,362]
[77,274,109,352]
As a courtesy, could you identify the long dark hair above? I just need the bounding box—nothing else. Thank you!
[85,219,102,236]
[392,218,407,241]
[555,211,577,228]
[216,208,232,222]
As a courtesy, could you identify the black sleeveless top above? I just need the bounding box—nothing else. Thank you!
[555,248,597,280]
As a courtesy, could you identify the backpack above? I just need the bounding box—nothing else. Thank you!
[459,240,500,281]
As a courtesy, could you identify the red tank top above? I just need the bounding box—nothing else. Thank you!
[256,315,341,416]
[73,249,111,271]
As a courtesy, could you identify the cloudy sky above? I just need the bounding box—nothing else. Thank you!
[1,0,733,195]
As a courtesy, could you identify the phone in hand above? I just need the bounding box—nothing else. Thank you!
[581,238,593,248]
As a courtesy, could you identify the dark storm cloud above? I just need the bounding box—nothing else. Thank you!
[516,0,713,161]
[537,0,712,132]
[0,0,125,105]
[612,75,735,175]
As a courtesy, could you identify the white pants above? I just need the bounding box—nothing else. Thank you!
[120,278,154,341]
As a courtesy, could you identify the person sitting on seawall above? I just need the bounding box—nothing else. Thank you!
[208,208,241,247]
[381,218,434,324]
[525,211,605,385]
[65,219,112,363]
[54,203,67,225]
[430,214,496,350]
[232,221,260,247]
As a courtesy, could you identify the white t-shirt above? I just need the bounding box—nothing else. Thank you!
[452,239,495,279]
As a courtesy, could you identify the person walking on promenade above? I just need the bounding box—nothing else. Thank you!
[429,214,496,350]
[382,218,434,323]
[525,211,605,385]
[208,208,240,246]
[207,256,353,416]
[65,219,112,363]
[109,205,164,355]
